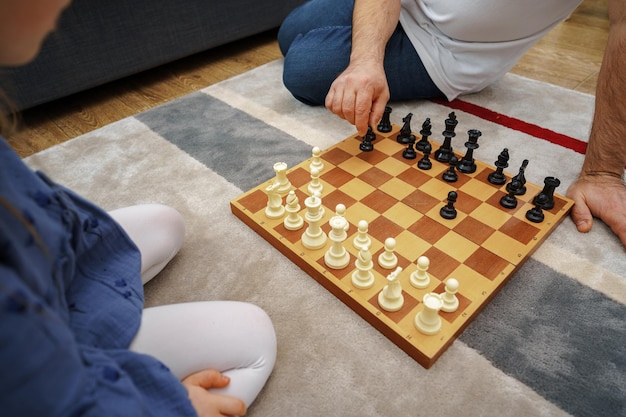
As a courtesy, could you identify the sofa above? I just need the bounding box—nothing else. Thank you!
[0,0,306,111]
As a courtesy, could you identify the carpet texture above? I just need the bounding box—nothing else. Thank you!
[25,60,626,417]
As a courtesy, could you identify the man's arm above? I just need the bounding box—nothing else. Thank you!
[325,0,401,135]
[566,0,626,248]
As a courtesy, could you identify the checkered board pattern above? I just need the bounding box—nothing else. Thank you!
[230,123,574,368]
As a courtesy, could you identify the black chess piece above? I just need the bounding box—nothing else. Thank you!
[440,191,458,219]
[417,142,432,170]
[442,155,459,183]
[396,113,416,144]
[457,129,481,174]
[507,159,528,195]
[532,176,560,210]
[434,112,457,163]
[526,194,546,223]
[359,126,375,152]
[402,138,417,159]
[500,180,521,208]
[415,118,432,152]
[488,148,509,185]
[377,106,393,133]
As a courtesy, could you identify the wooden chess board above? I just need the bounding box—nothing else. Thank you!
[230,122,574,368]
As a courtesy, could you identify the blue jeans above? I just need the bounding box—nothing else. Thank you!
[278,0,444,106]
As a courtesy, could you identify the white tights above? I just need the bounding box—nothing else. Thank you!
[108,204,277,407]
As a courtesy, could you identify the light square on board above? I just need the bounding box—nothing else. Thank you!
[379,177,417,201]
[433,230,480,264]
[338,156,379,177]
[481,230,531,265]
[375,155,414,176]
[338,177,377,200]
[382,201,423,229]
[371,136,403,156]
[393,230,432,261]
[469,202,513,230]
[418,177,457,202]
[458,175,503,201]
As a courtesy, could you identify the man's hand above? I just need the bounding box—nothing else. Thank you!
[182,369,247,417]
[566,173,626,249]
[325,62,390,136]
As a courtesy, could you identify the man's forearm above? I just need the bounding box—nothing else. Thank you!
[350,0,402,66]
[584,0,626,179]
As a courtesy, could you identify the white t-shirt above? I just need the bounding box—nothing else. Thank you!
[399,0,583,100]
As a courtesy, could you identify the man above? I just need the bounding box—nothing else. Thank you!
[278,0,626,249]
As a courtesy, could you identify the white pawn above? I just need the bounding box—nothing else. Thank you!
[283,190,304,230]
[309,146,324,173]
[378,267,404,312]
[415,292,443,335]
[351,244,375,289]
[410,256,430,289]
[352,219,371,250]
[378,237,398,269]
[440,278,460,313]
[334,204,349,231]
[308,166,323,196]
[324,215,350,269]
[264,182,284,219]
[273,162,292,195]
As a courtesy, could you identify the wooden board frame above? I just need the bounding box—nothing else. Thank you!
[231,122,573,368]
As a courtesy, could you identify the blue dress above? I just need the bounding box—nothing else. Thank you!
[0,137,196,416]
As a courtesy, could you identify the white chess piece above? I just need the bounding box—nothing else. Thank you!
[414,292,443,335]
[283,190,304,230]
[309,146,324,173]
[307,166,323,196]
[378,237,398,269]
[264,182,284,219]
[273,162,291,195]
[301,191,327,250]
[409,256,430,289]
[351,244,375,289]
[324,215,350,269]
[378,267,404,312]
[440,278,460,313]
[353,219,371,250]
[334,204,349,231]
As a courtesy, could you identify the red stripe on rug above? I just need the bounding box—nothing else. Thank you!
[431,98,588,154]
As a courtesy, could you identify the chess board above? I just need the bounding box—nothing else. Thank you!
[230,121,574,369]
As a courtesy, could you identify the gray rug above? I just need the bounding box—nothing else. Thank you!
[25,60,626,417]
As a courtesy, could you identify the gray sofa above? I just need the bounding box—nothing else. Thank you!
[0,0,305,111]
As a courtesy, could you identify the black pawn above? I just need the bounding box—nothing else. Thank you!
[377,106,393,133]
[415,118,432,152]
[533,176,560,210]
[402,138,417,159]
[434,112,457,163]
[488,148,509,185]
[442,155,459,183]
[500,180,520,209]
[396,113,416,144]
[359,126,375,152]
[457,129,481,174]
[526,194,546,223]
[417,143,432,170]
[440,191,458,219]
[507,159,528,195]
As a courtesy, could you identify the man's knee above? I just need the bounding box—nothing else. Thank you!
[281,28,352,106]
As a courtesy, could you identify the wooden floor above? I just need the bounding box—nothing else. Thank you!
[8,0,608,158]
